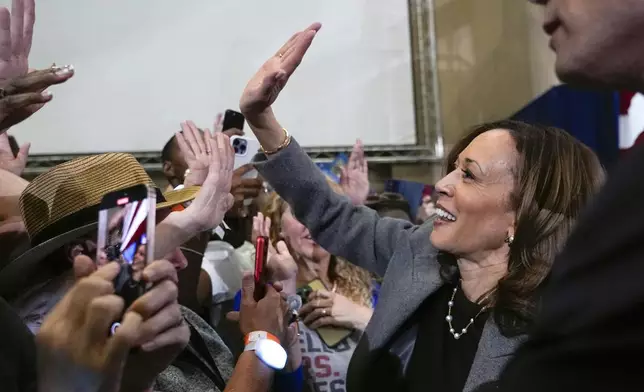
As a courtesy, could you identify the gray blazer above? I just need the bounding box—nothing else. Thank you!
[256,139,525,392]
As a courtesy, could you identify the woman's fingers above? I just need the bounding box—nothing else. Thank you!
[128,280,177,320]
[84,294,124,345]
[0,91,51,111]
[309,316,335,330]
[281,26,321,76]
[140,321,190,352]
[301,305,332,325]
[142,259,178,285]
[182,121,202,156]
[187,120,207,155]
[176,127,194,159]
[3,66,74,95]
[137,302,184,347]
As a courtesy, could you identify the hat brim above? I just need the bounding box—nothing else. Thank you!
[0,186,200,299]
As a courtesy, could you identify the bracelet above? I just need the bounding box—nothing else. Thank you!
[244,331,281,348]
[261,128,292,155]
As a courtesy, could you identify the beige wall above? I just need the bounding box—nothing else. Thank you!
[392,0,559,185]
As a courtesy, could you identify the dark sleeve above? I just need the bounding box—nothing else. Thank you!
[494,143,644,392]
[0,298,37,392]
[255,139,416,277]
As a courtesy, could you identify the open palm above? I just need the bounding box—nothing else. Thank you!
[0,0,35,85]
[239,23,321,118]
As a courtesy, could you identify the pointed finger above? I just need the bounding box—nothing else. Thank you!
[0,8,10,62]
[10,0,24,56]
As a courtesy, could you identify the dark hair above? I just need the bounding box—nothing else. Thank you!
[441,120,605,336]
[161,135,177,163]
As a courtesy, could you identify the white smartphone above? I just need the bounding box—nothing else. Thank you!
[231,135,261,179]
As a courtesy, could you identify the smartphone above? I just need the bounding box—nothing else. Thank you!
[307,279,353,348]
[254,236,269,301]
[97,184,156,312]
[231,135,261,179]
[222,109,245,132]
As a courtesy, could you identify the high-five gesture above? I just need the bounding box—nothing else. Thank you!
[0,0,35,83]
[239,23,321,125]
[176,121,213,187]
[181,131,235,232]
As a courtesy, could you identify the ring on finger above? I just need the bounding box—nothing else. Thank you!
[322,308,327,316]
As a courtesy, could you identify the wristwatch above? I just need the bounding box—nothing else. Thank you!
[244,331,287,370]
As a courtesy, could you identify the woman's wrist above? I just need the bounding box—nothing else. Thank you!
[243,108,286,152]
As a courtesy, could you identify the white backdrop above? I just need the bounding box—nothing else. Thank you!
[5,0,417,154]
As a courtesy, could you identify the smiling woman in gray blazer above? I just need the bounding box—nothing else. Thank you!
[236,23,605,392]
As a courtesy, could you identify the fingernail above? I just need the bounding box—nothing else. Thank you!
[41,90,52,98]
[55,65,74,76]
[141,342,154,352]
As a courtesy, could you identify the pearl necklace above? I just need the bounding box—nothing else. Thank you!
[445,286,488,340]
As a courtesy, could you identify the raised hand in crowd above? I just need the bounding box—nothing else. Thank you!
[340,139,369,205]
[0,65,74,132]
[72,255,190,392]
[176,120,262,217]
[156,131,235,257]
[0,0,35,83]
[239,23,321,137]
[36,260,142,392]
[176,120,214,187]
[299,288,373,331]
[252,212,298,294]
[0,132,28,175]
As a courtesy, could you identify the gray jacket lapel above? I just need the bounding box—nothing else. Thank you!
[463,319,526,392]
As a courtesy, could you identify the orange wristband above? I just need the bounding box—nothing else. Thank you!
[244,331,281,348]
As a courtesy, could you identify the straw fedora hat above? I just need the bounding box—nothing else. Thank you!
[0,153,200,298]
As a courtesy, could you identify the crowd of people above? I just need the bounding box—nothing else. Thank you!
[0,0,643,391]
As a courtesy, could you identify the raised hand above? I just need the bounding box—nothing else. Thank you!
[239,23,321,123]
[176,121,213,187]
[0,65,74,131]
[252,212,277,255]
[227,272,291,342]
[182,131,235,231]
[0,132,28,175]
[340,139,370,205]
[0,0,35,84]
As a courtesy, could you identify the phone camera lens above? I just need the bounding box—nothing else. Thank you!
[232,139,240,146]
[240,145,247,154]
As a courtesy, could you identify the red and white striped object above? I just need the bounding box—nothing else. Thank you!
[619,91,644,151]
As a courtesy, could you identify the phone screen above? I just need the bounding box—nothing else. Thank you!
[222,109,245,131]
[254,236,269,301]
[97,184,156,310]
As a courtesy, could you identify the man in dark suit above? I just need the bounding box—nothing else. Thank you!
[481,2,644,391]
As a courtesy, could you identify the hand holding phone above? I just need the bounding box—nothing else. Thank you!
[254,235,269,301]
[97,184,156,312]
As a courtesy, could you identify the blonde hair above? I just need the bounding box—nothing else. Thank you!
[262,179,375,307]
